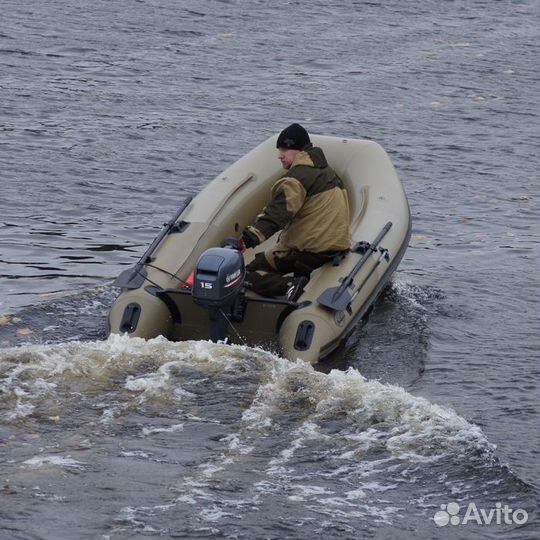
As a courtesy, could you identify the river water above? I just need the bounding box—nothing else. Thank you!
[1,1,539,539]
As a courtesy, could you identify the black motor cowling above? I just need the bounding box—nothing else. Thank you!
[191,247,246,341]
[192,247,245,306]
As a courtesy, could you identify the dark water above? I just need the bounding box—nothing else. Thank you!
[1,1,539,539]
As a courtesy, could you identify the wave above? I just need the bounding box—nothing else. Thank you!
[0,334,494,462]
[1,335,536,537]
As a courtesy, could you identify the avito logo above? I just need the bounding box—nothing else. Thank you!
[434,501,528,527]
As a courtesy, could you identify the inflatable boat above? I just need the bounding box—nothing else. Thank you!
[107,134,411,364]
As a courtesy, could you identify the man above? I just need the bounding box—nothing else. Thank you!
[232,123,351,300]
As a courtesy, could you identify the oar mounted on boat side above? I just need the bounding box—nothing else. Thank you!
[113,196,193,290]
[317,221,392,312]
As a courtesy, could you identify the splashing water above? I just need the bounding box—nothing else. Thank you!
[1,335,534,539]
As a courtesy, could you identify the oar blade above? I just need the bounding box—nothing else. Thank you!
[113,267,147,289]
[317,287,351,312]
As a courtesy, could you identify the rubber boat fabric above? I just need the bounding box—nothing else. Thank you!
[108,133,412,365]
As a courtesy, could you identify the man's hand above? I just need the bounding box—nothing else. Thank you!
[220,237,246,252]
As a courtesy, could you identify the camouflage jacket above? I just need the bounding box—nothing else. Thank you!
[243,145,351,253]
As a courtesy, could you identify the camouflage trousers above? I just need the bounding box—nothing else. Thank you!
[246,247,342,297]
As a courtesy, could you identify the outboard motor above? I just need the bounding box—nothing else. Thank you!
[191,246,246,342]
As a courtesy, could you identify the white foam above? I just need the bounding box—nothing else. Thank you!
[197,463,225,479]
[120,451,151,459]
[5,386,35,420]
[176,494,197,505]
[99,406,118,424]
[1,334,493,466]
[232,350,494,468]
[199,506,236,522]
[141,423,184,436]
[390,276,428,310]
[287,484,334,502]
[23,455,86,469]
[345,481,397,501]
[269,420,327,468]
[125,361,196,402]
[223,433,253,455]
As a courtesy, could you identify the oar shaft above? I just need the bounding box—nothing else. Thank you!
[332,221,392,301]
[135,196,193,269]
[349,248,389,306]
[114,197,193,289]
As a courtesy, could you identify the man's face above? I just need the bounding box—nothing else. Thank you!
[277,148,300,169]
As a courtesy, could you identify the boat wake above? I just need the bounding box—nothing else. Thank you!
[1,335,536,539]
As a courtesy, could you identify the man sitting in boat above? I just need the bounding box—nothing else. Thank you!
[227,123,351,301]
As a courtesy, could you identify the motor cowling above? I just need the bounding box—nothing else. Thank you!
[192,247,245,308]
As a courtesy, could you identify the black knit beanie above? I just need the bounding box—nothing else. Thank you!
[276,123,311,150]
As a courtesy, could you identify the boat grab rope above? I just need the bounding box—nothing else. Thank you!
[219,308,247,345]
[145,263,191,287]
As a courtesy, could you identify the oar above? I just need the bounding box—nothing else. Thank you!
[346,247,389,310]
[113,196,193,290]
[317,222,392,312]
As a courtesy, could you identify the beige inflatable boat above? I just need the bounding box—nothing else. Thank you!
[108,134,411,364]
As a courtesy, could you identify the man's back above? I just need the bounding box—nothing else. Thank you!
[275,145,351,253]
